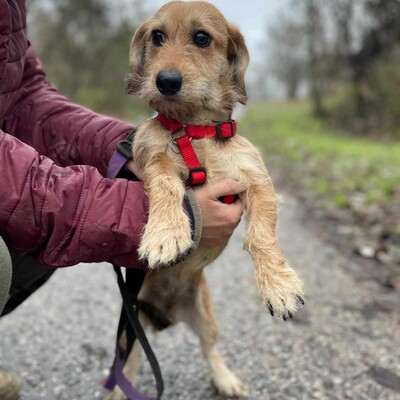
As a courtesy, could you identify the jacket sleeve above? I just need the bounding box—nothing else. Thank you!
[0,130,148,268]
[4,44,132,176]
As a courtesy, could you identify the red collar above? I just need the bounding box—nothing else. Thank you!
[156,114,237,140]
[155,113,237,187]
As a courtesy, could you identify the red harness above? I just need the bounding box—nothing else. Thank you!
[156,113,237,188]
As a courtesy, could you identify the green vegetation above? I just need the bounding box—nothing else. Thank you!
[29,0,148,118]
[113,98,153,124]
[327,46,400,137]
[268,1,400,137]
[241,101,400,210]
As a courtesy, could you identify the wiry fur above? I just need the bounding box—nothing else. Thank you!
[110,2,304,399]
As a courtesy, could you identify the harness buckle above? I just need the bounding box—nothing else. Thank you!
[188,167,207,186]
[116,128,137,158]
[215,121,234,140]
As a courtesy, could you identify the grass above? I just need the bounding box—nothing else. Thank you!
[240,101,400,211]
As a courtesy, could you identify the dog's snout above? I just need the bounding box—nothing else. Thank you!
[156,71,182,96]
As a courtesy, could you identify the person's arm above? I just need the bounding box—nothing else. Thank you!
[3,45,243,262]
[4,44,131,176]
[0,130,147,268]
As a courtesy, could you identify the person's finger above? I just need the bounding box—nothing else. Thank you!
[200,179,246,199]
[227,199,244,225]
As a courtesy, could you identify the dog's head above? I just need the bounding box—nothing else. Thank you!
[127,1,249,122]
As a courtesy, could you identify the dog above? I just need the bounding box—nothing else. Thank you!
[110,1,304,398]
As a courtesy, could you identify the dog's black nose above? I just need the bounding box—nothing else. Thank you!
[156,71,182,96]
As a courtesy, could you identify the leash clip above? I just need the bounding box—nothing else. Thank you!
[170,130,191,154]
[170,128,189,143]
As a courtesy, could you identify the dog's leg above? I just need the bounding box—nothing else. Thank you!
[242,168,304,319]
[108,332,144,400]
[138,154,193,268]
[183,273,248,397]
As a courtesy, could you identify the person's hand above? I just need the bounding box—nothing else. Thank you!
[126,162,244,246]
[195,179,245,247]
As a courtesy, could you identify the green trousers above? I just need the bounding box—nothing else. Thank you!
[0,238,12,315]
[0,238,55,317]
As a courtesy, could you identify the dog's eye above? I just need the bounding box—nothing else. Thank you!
[193,31,212,48]
[152,30,166,46]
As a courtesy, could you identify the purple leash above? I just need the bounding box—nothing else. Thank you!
[105,347,156,400]
[103,267,164,400]
[105,139,164,399]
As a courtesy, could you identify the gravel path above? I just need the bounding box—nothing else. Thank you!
[1,194,399,400]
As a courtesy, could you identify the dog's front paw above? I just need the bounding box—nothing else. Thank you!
[108,386,127,400]
[256,261,304,320]
[213,369,249,398]
[138,215,193,268]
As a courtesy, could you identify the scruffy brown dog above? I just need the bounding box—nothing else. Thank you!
[110,1,304,398]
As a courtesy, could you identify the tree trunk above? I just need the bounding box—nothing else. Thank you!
[305,0,326,117]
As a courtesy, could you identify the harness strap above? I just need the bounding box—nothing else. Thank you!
[175,135,206,186]
[156,114,236,187]
[185,120,237,140]
[156,114,237,140]
[156,114,182,133]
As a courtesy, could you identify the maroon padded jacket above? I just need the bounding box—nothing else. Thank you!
[0,0,148,268]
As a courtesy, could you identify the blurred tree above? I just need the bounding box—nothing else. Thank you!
[352,0,400,71]
[350,0,400,119]
[264,0,400,136]
[266,1,331,114]
[304,0,328,117]
[267,15,306,100]
[27,0,150,116]
[331,0,354,74]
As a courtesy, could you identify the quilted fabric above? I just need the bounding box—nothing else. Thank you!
[0,0,148,268]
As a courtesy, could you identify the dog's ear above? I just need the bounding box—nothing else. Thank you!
[227,24,250,104]
[127,20,151,94]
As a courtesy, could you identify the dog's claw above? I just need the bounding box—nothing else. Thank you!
[297,296,305,306]
[268,302,274,317]
[258,261,304,320]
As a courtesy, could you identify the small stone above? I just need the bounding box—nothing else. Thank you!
[356,245,376,259]
[368,366,400,391]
